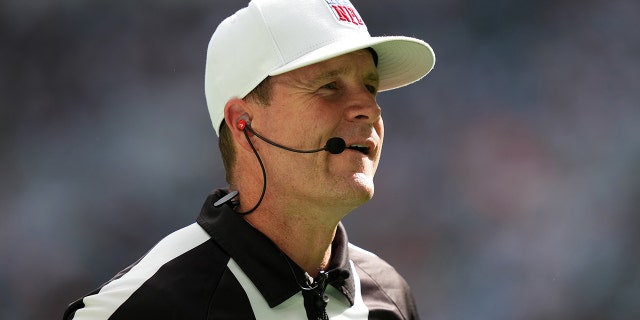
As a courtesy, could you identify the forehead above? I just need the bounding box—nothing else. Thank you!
[275,49,379,84]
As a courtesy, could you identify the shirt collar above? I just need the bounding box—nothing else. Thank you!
[196,189,356,307]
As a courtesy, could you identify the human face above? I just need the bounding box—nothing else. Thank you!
[249,50,383,212]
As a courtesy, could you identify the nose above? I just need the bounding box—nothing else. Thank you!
[345,88,381,125]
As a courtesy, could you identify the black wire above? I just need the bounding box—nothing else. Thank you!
[279,250,321,291]
[245,123,326,153]
[235,128,267,215]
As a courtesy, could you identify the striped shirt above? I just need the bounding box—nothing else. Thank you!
[64,189,419,319]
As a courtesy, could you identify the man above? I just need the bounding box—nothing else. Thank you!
[64,0,434,319]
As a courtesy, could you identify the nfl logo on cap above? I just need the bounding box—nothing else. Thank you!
[323,0,365,27]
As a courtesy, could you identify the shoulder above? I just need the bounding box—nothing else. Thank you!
[348,243,408,288]
[65,223,235,319]
[348,243,419,320]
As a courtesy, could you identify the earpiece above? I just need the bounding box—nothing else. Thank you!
[237,119,248,131]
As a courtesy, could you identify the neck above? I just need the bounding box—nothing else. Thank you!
[231,157,350,277]
[242,203,340,277]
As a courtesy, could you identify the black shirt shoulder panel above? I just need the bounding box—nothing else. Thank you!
[349,244,420,320]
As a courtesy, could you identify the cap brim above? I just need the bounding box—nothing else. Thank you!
[269,35,435,92]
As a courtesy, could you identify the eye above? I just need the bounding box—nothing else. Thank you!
[321,82,338,90]
[365,84,378,95]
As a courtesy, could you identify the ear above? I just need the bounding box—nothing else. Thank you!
[223,98,254,152]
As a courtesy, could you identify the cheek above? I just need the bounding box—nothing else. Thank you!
[375,121,384,156]
[258,110,308,142]
[377,118,384,139]
[374,120,384,168]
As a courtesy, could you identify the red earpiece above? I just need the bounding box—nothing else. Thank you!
[237,119,247,131]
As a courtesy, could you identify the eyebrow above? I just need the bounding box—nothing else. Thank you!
[310,67,380,86]
[313,67,347,84]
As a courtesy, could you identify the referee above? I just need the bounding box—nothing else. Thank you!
[64,0,435,319]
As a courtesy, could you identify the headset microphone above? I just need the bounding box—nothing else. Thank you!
[324,137,347,155]
[238,119,346,154]
[217,119,347,215]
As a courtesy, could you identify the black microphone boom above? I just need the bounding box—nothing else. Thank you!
[245,123,346,154]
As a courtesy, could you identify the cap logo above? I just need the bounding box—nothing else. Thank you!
[324,0,366,28]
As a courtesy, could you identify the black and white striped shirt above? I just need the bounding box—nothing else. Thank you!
[64,189,419,319]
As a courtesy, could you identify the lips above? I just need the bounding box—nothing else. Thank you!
[347,143,371,155]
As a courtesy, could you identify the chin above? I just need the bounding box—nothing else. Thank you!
[322,173,375,210]
[350,173,375,201]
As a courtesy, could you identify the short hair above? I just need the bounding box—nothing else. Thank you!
[218,76,272,183]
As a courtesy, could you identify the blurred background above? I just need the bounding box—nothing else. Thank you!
[2,0,639,319]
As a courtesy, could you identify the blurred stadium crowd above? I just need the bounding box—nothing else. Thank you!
[1,0,639,319]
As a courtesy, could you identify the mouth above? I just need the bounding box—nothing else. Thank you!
[347,144,371,155]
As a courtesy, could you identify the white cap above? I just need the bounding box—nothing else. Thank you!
[205,0,436,136]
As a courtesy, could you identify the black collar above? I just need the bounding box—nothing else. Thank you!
[196,189,356,308]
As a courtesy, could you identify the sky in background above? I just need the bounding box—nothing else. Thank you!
[2,0,640,319]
